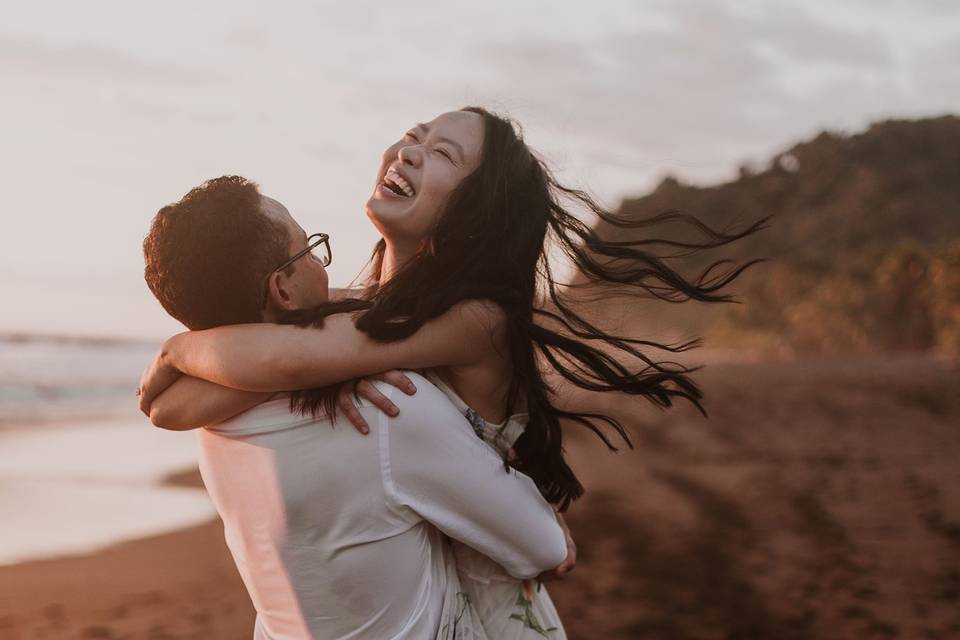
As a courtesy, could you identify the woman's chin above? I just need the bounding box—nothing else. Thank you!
[366,198,411,233]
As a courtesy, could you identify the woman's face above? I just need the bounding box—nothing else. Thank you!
[366,110,484,245]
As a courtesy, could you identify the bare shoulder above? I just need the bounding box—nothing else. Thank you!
[450,299,506,331]
[449,299,508,347]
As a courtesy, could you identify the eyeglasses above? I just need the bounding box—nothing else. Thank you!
[261,232,331,309]
[274,232,332,273]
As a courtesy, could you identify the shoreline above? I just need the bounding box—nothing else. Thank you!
[0,414,215,566]
[0,467,256,639]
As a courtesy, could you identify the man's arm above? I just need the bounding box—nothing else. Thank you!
[375,374,568,580]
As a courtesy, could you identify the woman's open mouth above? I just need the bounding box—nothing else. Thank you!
[381,171,416,198]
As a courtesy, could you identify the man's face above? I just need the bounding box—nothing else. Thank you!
[261,195,329,312]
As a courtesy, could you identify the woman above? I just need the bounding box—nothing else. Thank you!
[141,107,764,637]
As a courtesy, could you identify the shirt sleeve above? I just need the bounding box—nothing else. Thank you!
[374,374,568,580]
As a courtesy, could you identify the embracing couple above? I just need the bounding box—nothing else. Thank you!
[138,107,762,639]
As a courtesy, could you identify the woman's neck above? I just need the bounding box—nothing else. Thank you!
[379,240,416,286]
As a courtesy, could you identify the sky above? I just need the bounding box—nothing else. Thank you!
[2,0,958,340]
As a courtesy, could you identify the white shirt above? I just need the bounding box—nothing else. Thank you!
[198,373,567,640]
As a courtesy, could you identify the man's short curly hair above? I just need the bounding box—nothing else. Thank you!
[143,175,289,330]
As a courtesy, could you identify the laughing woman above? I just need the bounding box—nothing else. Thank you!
[140,107,764,638]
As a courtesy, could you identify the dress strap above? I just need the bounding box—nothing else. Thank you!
[423,370,471,415]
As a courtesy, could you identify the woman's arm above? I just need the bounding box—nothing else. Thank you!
[139,302,498,417]
[148,377,272,430]
[140,300,504,409]
[146,370,418,433]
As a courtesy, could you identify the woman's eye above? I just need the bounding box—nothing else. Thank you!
[404,132,418,141]
[436,148,452,161]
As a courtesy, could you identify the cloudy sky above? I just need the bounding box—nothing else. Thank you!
[2,0,957,339]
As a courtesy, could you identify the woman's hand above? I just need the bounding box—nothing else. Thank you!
[337,370,418,434]
[138,343,183,417]
[538,512,577,581]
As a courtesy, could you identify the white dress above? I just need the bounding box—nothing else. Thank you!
[425,372,568,640]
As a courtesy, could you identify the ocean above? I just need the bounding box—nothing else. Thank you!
[0,334,159,426]
[0,334,216,565]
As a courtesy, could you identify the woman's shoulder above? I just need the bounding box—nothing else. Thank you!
[449,299,507,328]
[445,300,508,353]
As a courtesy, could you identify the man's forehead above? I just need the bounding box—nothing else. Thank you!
[261,195,306,241]
[260,195,288,219]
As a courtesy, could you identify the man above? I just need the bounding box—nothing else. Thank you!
[141,176,569,639]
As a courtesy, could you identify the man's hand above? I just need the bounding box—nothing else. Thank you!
[538,512,577,581]
[337,370,417,434]
[138,348,182,417]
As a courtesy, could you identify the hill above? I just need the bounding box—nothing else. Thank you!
[588,115,960,355]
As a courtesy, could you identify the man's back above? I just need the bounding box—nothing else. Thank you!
[199,380,448,639]
[199,373,567,639]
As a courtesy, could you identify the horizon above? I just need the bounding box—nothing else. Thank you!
[4,111,956,345]
[3,0,958,340]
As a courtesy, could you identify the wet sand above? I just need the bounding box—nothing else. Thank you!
[0,470,253,640]
[2,355,958,639]
[550,353,960,639]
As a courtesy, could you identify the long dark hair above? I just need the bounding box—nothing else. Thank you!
[289,107,766,510]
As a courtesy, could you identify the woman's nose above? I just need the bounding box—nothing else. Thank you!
[397,143,421,167]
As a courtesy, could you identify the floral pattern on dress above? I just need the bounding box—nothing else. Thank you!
[510,582,558,637]
[426,370,564,638]
[463,407,487,440]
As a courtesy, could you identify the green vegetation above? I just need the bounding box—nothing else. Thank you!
[603,115,960,355]
[713,239,960,354]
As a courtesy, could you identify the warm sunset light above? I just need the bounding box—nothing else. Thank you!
[1,2,958,639]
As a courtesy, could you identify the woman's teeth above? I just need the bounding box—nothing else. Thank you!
[383,171,415,197]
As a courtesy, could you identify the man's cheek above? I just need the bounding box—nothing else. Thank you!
[320,270,330,301]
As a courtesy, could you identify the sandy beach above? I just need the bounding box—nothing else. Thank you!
[0,470,253,640]
[2,355,958,639]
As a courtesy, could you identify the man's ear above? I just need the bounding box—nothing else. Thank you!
[264,271,294,314]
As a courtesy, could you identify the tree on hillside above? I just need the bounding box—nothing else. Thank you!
[585,116,960,355]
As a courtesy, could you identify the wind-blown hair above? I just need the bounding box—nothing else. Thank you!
[290,107,766,510]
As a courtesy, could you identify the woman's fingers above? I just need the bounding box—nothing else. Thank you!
[538,512,576,582]
[370,370,417,395]
[337,388,369,435]
[556,544,577,576]
[555,513,577,576]
[336,377,406,435]
[336,374,412,434]
[355,379,399,418]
